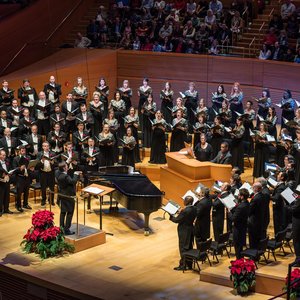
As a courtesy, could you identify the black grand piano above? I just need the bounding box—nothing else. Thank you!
[86,166,163,235]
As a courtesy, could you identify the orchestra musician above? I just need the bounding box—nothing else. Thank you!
[194,133,213,162]
[160,82,174,125]
[72,77,88,106]
[211,141,232,165]
[0,79,14,109]
[95,77,109,117]
[149,110,167,164]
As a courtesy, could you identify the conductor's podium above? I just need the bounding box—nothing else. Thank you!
[161,152,232,206]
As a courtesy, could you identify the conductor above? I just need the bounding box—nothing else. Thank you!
[56,162,80,235]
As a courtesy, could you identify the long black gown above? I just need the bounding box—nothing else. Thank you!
[160,90,174,125]
[183,89,198,132]
[170,118,188,152]
[253,133,269,178]
[243,109,255,156]
[124,115,141,163]
[149,119,167,164]
[110,99,126,140]
[72,86,88,106]
[138,86,152,130]
[212,93,226,112]
[121,135,136,168]
[119,87,132,113]
[96,85,109,118]
[142,102,156,148]
[210,125,225,158]
[98,132,115,166]
[193,123,209,150]
[103,118,119,163]
[89,101,104,137]
[230,125,245,172]
[229,92,243,124]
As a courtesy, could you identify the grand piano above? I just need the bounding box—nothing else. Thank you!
[86,166,163,235]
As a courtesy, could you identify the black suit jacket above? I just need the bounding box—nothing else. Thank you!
[61,101,79,119]
[43,83,62,101]
[272,182,286,210]
[26,133,43,156]
[18,86,38,105]
[248,192,264,229]
[261,186,271,228]
[211,151,232,165]
[194,196,212,240]
[0,136,18,157]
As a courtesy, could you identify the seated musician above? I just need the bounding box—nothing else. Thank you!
[211,141,232,165]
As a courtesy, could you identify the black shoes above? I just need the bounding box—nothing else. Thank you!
[64,230,75,236]
[17,207,24,212]
[23,205,32,210]
[4,210,13,214]
[173,265,192,271]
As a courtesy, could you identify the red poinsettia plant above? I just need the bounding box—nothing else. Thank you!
[230,258,256,294]
[21,210,74,259]
[283,268,300,300]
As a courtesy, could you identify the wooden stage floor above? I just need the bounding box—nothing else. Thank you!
[0,158,292,300]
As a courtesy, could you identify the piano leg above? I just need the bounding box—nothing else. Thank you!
[144,213,151,236]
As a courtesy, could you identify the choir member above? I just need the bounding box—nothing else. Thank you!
[61,92,79,138]
[248,182,264,248]
[35,91,51,136]
[194,186,212,242]
[291,194,300,261]
[195,98,208,118]
[0,79,14,109]
[243,100,255,155]
[18,79,38,115]
[19,108,36,138]
[95,77,109,117]
[170,109,188,152]
[172,97,187,118]
[160,81,174,125]
[210,115,225,158]
[124,107,141,163]
[229,82,243,123]
[76,103,95,135]
[276,128,293,167]
[13,146,34,212]
[230,117,245,172]
[228,188,250,258]
[98,124,115,166]
[211,141,232,165]
[211,84,227,112]
[7,99,23,132]
[141,94,157,148]
[0,127,18,163]
[118,79,132,113]
[219,99,232,127]
[36,141,57,206]
[72,77,88,106]
[280,89,296,127]
[109,91,126,139]
[293,129,300,185]
[50,104,66,130]
[252,122,269,178]
[170,195,197,270]
[0,109,12,136]
[182,82,198,131]
[194,133,213,162]
[43,75,62,107]
[149,110,167,164]
[193,113,209,149]
[255,88,271,125]
[271,171,287,235]
[266,106,278,138]
[212,182,230,242]
[103,110,119,163]
[61,142,79,174]
[0,149,13,215]
[137,78,152,117]
[121,127,136,168]
[72,122,90,156]
[229,173,242,193]
[47,123,67,155]
[89,92,104,137]
[287,107,300,139]
[26,124,42,159]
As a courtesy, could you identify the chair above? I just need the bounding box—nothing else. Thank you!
[29,181,41,203]
[284,224,293,253]
[182,238,212,276]
[240,237,269,269]
[267,229,287,261]
[243,141,252,167]
[210,232,231,263]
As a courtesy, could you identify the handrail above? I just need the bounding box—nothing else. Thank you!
[249,37,255,48]
[258,21,265,33]
[1,43,27,75]
[269,8,274,18]
[45,0,83,43]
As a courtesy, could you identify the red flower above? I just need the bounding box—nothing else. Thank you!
[40,226,61,242]
[285,268,300,289]
[32,210,54,228]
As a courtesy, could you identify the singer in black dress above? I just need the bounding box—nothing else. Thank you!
[170,109,188,152]
[98,124,115,166]
[121,127,136,168]
[160,82,174,125]
[229,82,244,124]
[210,115,225,158]
[211,84,227,112]
[142,95,157,148]
[95,78,109,118]
[119,80,132,113]
[89,92,104,137]
[149,111,167,164]
[193,113,209,149]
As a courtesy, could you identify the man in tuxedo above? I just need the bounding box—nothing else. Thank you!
[56,161,80,235]
[61,93,79,138]
[35,91,51,136]
[36,141,57,206]
[13,146,33,212]
[248,182,264,248]
[0,109,12,137]
[76,103,95,135]
[0,79,14,109]
[211,142,232,165]
[18,79,38,114]
[72,122,90,156]
[0,127,19,163]
[256,177,271,238]
[50,104,66,130]
[47,123,67,155]
[0,149,13,215]
[43,75,62,107]
[26,124,42,159]
[212,182,231,242]
[228,188,250,258]
[19,108,36,138]
[194,186,212,242]
[170,195,197,270]
[272,171,287,235]
[61,142,79,174]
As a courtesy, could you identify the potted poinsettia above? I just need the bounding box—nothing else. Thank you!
[283,268,300,300]
[230,258,256,294]
[21,210,74,259]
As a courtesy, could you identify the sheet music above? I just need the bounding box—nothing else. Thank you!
[83,186,104,195]
[265,162,277,171]
[268,177,278,187]
[240,182,253,195]
[162,201,180,215]
[266,134,276,142]
[281,187,297,204]
[219,193,236,210]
